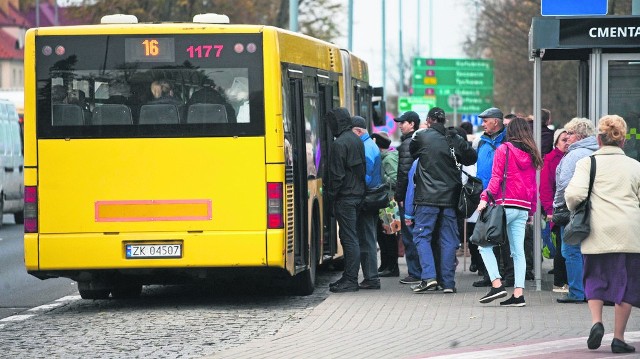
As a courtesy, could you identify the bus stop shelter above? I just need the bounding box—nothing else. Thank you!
[529,15,640,289]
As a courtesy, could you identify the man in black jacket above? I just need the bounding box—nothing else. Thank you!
[409,107,477,293]
[393,111,423,285]
[325,107,366,293]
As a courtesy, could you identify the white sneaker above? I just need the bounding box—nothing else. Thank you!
[552,284,569,293]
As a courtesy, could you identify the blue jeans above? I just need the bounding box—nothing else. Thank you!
[412,206,458,289]
[479,208,528,288]
[561,226,585,300]
[357,210,379,282]
[400,206,422,279]
[335,197,361,284]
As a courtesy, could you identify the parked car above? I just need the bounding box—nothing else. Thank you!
[0,99,24,226]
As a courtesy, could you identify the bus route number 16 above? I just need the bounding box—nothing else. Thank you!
[186,45,223,58]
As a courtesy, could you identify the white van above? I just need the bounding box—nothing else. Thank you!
[0,99,24,226]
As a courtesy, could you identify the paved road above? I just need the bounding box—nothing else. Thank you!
[0,219,76,319]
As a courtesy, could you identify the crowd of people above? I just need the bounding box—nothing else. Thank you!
[324,106,639,354]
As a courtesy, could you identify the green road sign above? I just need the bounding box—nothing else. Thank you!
[413,68,494,87]
[398,96,436,114]
[414,58,494,70]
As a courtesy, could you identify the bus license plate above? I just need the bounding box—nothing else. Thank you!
[126,244,182,259]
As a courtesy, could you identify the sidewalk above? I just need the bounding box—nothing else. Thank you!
[210,256,640,359]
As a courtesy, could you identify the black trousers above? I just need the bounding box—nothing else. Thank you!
[376,219,398,271]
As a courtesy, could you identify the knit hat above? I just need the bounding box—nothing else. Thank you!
[371,132,392,149]
[553,128,567,146]
[351,116,367,129]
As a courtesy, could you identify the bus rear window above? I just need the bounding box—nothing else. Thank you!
[35,34,264,138]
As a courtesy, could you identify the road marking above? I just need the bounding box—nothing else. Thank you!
[0,314,35,322]
[0,295,81,330]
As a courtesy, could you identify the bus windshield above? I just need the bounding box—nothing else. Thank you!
[35,34,265,138]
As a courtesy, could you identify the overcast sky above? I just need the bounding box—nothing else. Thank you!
[336,0,476,94]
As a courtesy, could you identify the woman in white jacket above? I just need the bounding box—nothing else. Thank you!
[565,115,640,354]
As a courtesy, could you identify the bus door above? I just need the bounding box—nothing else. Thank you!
[317,78,337,258]
[286,67,309,267]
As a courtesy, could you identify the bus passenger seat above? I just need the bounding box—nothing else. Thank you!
[186,104,228,124]
[52,104,85,126]
[139,104,180,125]
[91,104,133,125]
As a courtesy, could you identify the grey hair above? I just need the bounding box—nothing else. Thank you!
[564,117,595,139]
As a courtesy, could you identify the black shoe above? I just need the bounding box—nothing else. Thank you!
[379,267,400,277]
[556,295,586,304]
[329,280,358,293]
[525,272,535,280]
[611,338,636,353]
[399,275,421,284]
[329,277,347,288]
[473,278,492,287]
[500,294,526,307]
[358,279,381,290]
[548,269,555,274]
[587,322,604,350]
[479,285,507,303]
[469,263,478,273]
[411,278,438,293]
[503,279,514,288]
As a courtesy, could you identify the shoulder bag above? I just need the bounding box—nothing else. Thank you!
[470,146,509,247]
[362,184,390,212]
[446,134,483,218]
[551,204,570,226]
[563,156,596,245]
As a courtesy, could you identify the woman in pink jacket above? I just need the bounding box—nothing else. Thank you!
[476,117,543,307]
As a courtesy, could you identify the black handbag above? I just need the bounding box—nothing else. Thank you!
[458,169,483,219]
[445,134,482,218]
[362,184,390,212]
[551,204,570,226]
[564,156,596,245]
[470,192,507,246]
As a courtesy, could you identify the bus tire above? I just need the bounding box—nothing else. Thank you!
[292,215,319,296]
[78,281,110,300]
[111,282,142,299]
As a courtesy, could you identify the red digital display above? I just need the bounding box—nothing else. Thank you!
[186,45,224,58]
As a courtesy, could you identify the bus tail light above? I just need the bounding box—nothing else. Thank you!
[267,182,283,229]
[24,186,38,233]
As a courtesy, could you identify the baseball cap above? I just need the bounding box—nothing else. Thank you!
[478,107,504,119]
[427,107,446,123]
[393,111,420,128]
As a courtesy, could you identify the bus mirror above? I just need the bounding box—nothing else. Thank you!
[372,99,386,127]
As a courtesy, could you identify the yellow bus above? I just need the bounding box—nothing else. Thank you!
[23,14,381,299]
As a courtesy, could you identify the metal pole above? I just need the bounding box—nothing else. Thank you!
[399,0,404,95]
[36,0,40,27]
[533,56,542,292]
[289,0,298,32]
[348,0,354,51]
[428,0,433,57]
[54,0,58,26]
[382,0,387,93]
[417,0,420,57]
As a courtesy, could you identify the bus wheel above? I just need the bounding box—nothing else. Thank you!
[78,281,110,300]
[111,282,142,299]
[292,217,319,296]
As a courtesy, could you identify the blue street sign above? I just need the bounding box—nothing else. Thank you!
[541,0,608,16]
[461,114,482,127]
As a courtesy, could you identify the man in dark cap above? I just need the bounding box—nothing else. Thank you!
[393,111,423,285]
[408,107,477,293]
[351,116,382,289]
[325,108,366,293]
